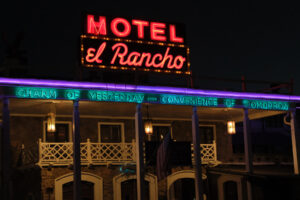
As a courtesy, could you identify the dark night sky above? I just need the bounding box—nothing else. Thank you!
[1,1,300,93]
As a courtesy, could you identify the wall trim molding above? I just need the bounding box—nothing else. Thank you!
[113,173,158,200]
[55,172,103,200]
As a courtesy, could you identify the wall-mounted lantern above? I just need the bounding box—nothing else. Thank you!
[47,112,56,132]
[47,103,56,132]
[144,105,153,136]
[227,121,236,135]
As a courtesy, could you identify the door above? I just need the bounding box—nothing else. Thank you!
[63,181,94,200]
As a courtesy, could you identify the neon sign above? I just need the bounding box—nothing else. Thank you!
[160,95,218,107]
[12,86,291,111]
[85,15,185,43]
[88,90,144,103]
[242,99,289,110]
[16,87,57,99]
[224,99,236,108]
[81,15,190,74]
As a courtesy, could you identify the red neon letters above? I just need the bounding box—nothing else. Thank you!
[83,15,188,73]
[85,42,186,69]
[150,22,167,41]
[111,18,131,37]
[85,42,106,63]
[87,15,107,35]
[111,42,185,69]
[169,25,183,43]
[132,20,149,39]
[86,15,184,43]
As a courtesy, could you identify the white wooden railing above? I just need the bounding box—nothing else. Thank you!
[37,139,217,166]
[191,140,218,164]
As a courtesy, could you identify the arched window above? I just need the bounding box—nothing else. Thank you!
[217,175,242,200]
[224,181,238,200]
[121,179,150,200]
[55,172,103,200]
[170,178,195,200]
[167,170,207,200]
[113,173,158,200]
[63,181,94,200]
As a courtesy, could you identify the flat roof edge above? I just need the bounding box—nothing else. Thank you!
[0,77,299,102]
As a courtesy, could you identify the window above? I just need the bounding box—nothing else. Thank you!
[171,178,195,200]
[44,121,71,142]
[113,173,158,200]
[121,179,150,200]
[264,114,284,128]
[199,125,215,144]
[63,181,94,200]
[98,122,124,143]
[224,181,238,200]
[151,124,172,141]
[55,172,103,200]
[145,124,172,165]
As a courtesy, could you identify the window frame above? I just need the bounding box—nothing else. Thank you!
[43,121,72,142]
[199,124,216,143]
[98,122,125,143]
[217,175,242,200]
[149,123,173,141]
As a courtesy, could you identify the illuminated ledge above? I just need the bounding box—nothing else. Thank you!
[0,77,300,102]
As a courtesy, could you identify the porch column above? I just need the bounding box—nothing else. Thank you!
[72,100,81,200]
[192,106,204,200]
[243,108,253,200]
[290,110,300,174]
[1,97,12,200]
[135,104,145,200]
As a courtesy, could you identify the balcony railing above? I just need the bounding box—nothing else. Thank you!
[191,141,218,164]
[37,139,218,166]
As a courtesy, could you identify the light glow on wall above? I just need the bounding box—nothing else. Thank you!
[227,121,236,135]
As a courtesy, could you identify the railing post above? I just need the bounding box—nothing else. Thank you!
[132,139,136,161]
[192,106,204,200]
[87,138,92,165]
[135,104,145,200]
[213,140,217,161]
[38,138,42,166]
[72,100,81,200]
[121,142,125,162]
[1,97,12,200]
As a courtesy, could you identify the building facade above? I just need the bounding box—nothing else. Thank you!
[0,77,300,200]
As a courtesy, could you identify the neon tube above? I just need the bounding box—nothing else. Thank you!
[0,77,299,101]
